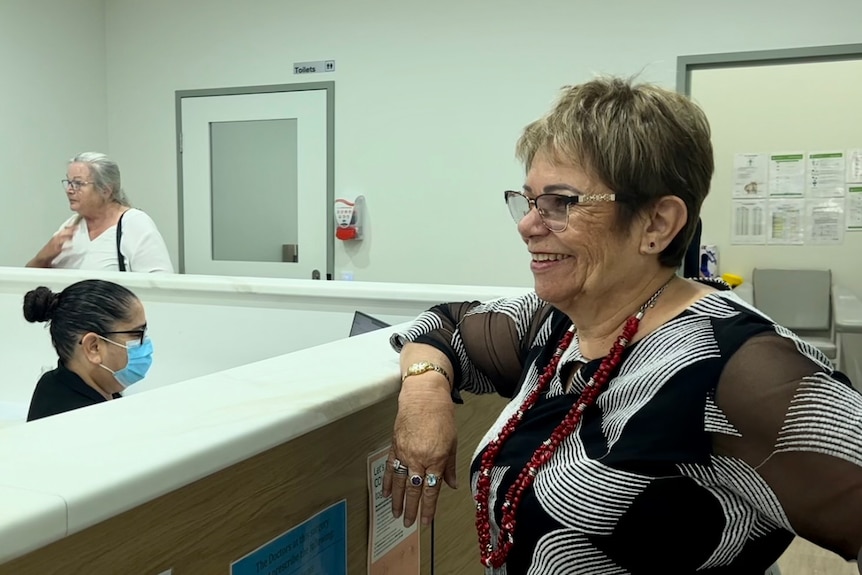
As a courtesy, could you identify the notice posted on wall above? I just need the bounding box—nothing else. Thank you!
[805,199,845,245]
[847,149,862,183]
[807,151,846,198]
[847,186,862,231]
[230,500,347,575]
[768,199,805,245]
[733,153,768,198]
[730,200,767,245]
[367,445,420,575]
[768,152,806,197]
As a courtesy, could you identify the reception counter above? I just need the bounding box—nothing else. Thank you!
[0,267,524,573]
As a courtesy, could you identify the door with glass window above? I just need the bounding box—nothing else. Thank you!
[178,85,332,279]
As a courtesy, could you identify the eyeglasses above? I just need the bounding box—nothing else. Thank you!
[102,328,147,346]
[503,190,616,233]
[61,179,94,192]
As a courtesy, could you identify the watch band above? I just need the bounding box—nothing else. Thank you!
[401,361,451,387]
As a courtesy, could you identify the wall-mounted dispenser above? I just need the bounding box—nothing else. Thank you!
[334,195,365,241]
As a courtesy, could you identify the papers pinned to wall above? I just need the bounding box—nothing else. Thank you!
[847,149,862,183]
[808,151,846,197]
[767,199,805,245]
[733,153,768,198]
[768,152,805,197]
[805,199,845,245]
[729,148,862,244]
[847,186,862,232]
[731,200,767,244]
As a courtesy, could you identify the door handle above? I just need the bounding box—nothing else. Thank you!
[282,244,298,263]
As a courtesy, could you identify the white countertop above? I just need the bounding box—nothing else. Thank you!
[0,487,67,561]
[0,266,531,305]
[0,324,403,563]
[0,266,531,564]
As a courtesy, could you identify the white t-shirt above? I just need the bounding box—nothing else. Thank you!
[51,208,174,273]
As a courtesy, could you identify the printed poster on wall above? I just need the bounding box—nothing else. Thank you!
[768,153,805,197]
[807,151,846,197]
[847,148,862,183]
[732,153,768,198]
[768,199,805,245]
[730,200,767,244]
[847,186,862,231]
[367,445,420,575]
[230,500,347,575]
[805,199,844,245]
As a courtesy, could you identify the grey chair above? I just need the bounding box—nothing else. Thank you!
[734,268,862,372]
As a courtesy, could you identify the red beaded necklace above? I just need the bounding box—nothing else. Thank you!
[475,281,671,569]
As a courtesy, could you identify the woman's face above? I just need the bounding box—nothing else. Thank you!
[517,151,645,312]
[65,162,107,217]
[92,298,148,392]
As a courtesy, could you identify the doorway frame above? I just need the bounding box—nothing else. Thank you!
[175,81,335,277]
[677,43,862,96]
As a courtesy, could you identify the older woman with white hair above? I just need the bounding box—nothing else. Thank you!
[27,152,173,273]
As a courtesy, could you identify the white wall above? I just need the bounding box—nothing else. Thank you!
[0,0,108,267]
[101,0,862,287]
[5,1,862,286]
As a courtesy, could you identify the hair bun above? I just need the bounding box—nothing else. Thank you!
[23,286,60,323]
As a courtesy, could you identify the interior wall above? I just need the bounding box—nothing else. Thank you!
[4,1,862,286]
[102,0,862,286]
[0,0,108,267]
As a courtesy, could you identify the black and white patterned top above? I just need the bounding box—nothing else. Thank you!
[391,288,862,574]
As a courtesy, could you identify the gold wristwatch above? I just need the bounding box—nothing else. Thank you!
[402,361,451,386]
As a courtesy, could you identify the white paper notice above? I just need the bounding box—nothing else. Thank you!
[367,446,420,575]
[769,153,805,197]
[808,151,846,197]
[805,200,844,245]
[733,153,768,198]
[847,149,862,183]
[847,186,862,231]
[730,200,767,244]
[768,199,805,244]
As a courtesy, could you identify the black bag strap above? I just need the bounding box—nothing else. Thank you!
[116,210,128,272]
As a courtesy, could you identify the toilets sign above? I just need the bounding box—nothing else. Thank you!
[293,60,336,75]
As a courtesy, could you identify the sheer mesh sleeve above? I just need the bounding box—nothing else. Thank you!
[713,333,862,561]
[390,292,554,400]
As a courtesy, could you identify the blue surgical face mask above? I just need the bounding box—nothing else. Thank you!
[99,336,154,387]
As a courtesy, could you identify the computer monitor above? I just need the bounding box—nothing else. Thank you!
[349,311,390,337]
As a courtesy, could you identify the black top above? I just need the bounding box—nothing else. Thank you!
[27,362,122,422]
[392,288,862,574]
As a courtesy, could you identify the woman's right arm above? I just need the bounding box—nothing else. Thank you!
[384,292,551,527]
[390,291,552,401]
[27,217,78,268]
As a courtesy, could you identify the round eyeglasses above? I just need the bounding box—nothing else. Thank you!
[503,190,616,232]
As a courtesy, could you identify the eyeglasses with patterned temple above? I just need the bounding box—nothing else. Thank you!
[101,327,148,346]
[61,179,94,192]
[504,190,616,233]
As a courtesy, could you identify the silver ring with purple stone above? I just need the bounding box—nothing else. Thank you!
[409,474,423,487]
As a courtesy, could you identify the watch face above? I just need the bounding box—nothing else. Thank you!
[411,361,430,375]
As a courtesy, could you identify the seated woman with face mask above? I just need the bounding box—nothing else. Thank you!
[23,280,153,422]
